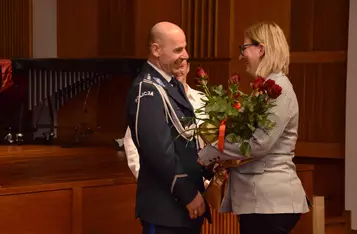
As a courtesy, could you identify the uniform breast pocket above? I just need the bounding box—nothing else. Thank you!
[238,160,266,174]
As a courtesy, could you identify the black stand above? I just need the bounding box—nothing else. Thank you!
[60,77,99,148]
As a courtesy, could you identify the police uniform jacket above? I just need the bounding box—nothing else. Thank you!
[125,62,211,228]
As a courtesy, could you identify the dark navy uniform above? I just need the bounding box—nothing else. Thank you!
[126,62,212,233]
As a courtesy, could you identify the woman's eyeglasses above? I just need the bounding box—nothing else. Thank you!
[239,41,260,56]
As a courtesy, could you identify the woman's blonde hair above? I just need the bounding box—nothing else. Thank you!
[244,21,290,77]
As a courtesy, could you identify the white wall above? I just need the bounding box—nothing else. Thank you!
[32,0,57,58]
[345,0,357,230]
[31,0,57,138]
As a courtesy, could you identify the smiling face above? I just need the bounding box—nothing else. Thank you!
[239,37,265,78]
[172,60,190,84]
[151,27,189,75]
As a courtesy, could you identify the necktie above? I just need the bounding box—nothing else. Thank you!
[170,78,178,87]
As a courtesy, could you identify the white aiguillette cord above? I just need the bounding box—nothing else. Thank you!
[135,73,195,147]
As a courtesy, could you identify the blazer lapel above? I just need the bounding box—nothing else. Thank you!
[166,82,193,111]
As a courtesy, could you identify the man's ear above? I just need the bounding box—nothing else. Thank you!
[186,62,190,74]
[151,43,160,57]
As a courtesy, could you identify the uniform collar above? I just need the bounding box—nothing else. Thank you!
[147,60,172,83]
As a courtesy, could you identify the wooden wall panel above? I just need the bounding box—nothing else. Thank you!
[0,190,72,234]
[98,0,136,57]
[186,59,231,87]
[133,0,181,58]
[57,0,99,58]
[181,0,218,58]
[289,63,346,142]
[181,0,233,58]
[57,0,181,58]
[295,157,345,218]
[290,0,349,52]
[290,0,314,51]
[83,184,142,234]
[289,0,348,220]
[0,0,32,58]
[57,0,136,58]
[312,0,349,51]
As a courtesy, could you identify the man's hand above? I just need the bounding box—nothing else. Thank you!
[186,192,206,219]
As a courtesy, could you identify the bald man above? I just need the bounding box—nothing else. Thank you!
[124,60,209,179]
[125,22,211,234]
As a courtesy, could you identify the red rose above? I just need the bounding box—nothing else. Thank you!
[232,102,241,110]
[195,67,208,85]
[252,77,265,90]
[267,84,282,98]
[230,73,240,85]
[264,79,275,90]
[195,77,208,85]
[196,67,208,79]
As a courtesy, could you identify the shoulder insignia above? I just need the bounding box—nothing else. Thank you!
[135,90,155,103]
[152,77,166,88]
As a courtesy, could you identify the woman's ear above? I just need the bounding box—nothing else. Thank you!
[259,44,265,57]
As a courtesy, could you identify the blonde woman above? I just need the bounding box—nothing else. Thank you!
[198,21,309,234]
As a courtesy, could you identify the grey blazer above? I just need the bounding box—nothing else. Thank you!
[199,72,310,214]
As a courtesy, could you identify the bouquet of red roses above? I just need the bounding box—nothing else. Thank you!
[194,67,282,157]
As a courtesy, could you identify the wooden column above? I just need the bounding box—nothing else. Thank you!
[0,0,32,58]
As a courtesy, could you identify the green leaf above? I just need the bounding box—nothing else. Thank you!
[228,107,239,116]
[265,120,276,129]
[226,133,236,142]
[246,102,254,112]
[247,124,255,132]
[249,113,256,122]
[240,141,251,157]
[257,119,265,128]
[213,85,226,96]
[230,84,238,95]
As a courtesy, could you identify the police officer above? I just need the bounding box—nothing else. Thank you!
[126,22,211,234]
